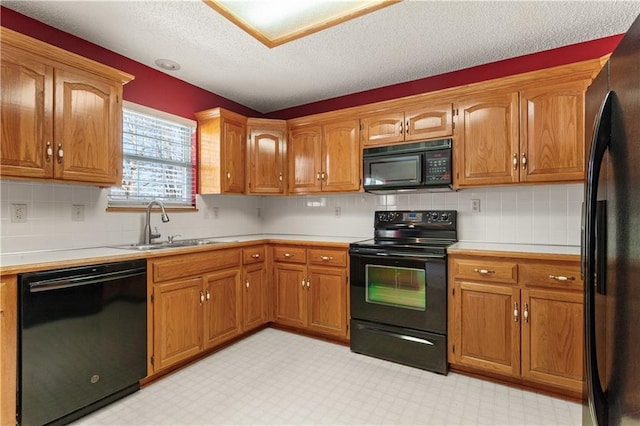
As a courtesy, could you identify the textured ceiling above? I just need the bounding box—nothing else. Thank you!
[3,1,640,113]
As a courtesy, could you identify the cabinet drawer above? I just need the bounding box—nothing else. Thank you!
[273,246,306,264]
[450,258,518,284]
[152,249,241,283]
[308,248,347,267]
[243,246,266,264]
[520,262,583,291]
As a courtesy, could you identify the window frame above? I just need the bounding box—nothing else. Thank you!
[108,102,197,210]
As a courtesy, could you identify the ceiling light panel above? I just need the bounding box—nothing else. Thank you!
[204,0,400,47]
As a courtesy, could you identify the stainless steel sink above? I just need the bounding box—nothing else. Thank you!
[111,238,223,251]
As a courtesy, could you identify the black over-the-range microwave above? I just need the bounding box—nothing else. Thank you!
[362,138,453,193]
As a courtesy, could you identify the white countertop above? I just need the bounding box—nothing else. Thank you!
[0,234,366,273]
[448,241,581,256]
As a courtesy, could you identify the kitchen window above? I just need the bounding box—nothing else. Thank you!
[108,102,196,209]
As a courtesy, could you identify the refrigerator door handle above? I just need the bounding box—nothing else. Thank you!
[584,90,613,426]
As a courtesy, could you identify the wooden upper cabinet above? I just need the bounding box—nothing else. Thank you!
[288,118,360,194]
[196,107,247,194]
[0,29,132,186]
[520,81,587,183]
[454,91,520,187]
[362,103,453,146]
[288,125,323,193]
[322,119,360,192]
[54,67,122,184]
[1,45,53,179]
[246,118,286,195]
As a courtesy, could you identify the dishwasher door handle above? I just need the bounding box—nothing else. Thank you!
[29,268,146,293]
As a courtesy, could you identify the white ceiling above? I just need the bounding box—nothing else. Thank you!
[3,1,640,114]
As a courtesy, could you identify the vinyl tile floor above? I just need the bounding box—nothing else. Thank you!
[74,328,582,425]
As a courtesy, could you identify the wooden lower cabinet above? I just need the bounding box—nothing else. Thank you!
[273,245,349,339]
[205,269,242,348]
[448,252,584,398]
[153,277,204,371]
[242,246,268,332]
[0,275,17,426]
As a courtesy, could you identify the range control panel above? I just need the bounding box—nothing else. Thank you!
[375,210,457,226]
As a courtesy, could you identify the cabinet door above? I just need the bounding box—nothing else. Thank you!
[247,126,286,194]
[222,118,246,193]
[273,263,307,327]
[0,275,17,426]
[452,280,521,377]
[455,92,519,187]
[243,262,267,331]
[322,119,361,192]
[0,46,54,179]
[520,81,586,183]
[288,125,323,193]
[361,111,405,146]
[204,269,242,349]
[307,267,348,338]
[54,67,121,185]
[521,289,584,393]
[405,103,453,141]
[153,277,204,371]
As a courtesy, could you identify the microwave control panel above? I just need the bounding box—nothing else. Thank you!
[424,150,452,183]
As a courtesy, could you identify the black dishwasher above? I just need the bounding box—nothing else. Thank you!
[18,259,147,426]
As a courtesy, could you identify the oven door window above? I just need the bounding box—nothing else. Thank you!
[365,264,425,310]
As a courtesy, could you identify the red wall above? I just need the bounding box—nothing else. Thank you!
[2,6,623,121]
[0,6,261,120]
[266,34,622,119]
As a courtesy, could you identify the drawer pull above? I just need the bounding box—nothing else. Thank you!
[284,253,293,258]
[513,302,519,322]
[548,274,575,281]
[320,256,333,261]
[251,253,261,259]
[474,268,495,275]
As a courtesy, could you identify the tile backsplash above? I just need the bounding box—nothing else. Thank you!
[0,180,583,254]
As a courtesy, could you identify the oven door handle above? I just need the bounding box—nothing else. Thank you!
[368,251,446,260]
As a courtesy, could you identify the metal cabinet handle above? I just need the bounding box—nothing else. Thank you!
[245,280,250,289]
[473,268,495,275]
[399,121,403,135]
[251,253,260,259]
[301,279,306,288]
[306,279,310,289]
[514,302,519,322]
[320,256,333,261]
[205,289,210,301]
[57,144,64,163]
[524,303,529,323]
[226,171,231,180]
[549,274,575,281]
[513,153,518,170]
[46,141,53,161]
[199,291,205,304]
[284,253,293,258]
[316,172,322,181]
[279,173,283,182]
[321,171,327,181]
[405,120,410,135]
[521,153,527,169]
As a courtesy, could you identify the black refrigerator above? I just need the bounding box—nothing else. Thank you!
[582,12,640,426]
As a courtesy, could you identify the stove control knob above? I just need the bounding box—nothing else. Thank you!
[440,213,449,221]
[430,212,439,221]
[378,213,388,222]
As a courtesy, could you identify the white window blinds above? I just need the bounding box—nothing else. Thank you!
[109,103,196,208]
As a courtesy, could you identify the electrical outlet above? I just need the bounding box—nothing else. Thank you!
[213,207,219,218]
[335,206,341,217]
[471,199,481,213]
[11,204,28,223]
[72,205,85,222]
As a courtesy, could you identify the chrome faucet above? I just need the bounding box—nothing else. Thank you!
[144,199,170,244]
